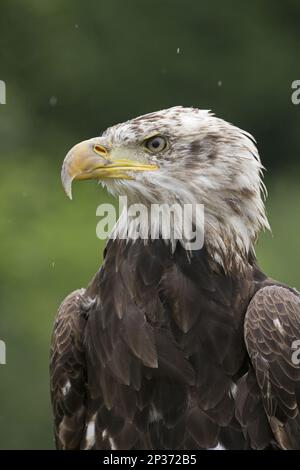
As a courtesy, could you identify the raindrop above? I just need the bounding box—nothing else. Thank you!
[49,96,58,107]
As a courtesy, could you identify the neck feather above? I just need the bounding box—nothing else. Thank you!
[105,173,269,273]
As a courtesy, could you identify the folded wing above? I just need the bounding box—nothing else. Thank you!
[245,285,300,449]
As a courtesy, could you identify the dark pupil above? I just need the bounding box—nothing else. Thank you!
[151,139,161,149]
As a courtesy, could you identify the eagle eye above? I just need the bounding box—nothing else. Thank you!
[144,135,167,153]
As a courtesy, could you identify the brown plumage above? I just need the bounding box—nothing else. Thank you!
[50,107,300,449]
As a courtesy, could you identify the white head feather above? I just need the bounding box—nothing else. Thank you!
[94,107,270,271]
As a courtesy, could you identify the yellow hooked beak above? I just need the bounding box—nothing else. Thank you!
[61,138,158,199]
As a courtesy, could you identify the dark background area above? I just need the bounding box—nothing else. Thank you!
[0,0,299,449]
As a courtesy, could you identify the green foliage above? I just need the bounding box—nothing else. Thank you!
[0,159,111,448]
[0,0,299,449]
[257,174,300,286]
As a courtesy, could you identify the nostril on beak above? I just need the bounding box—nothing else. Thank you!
[94,144,108,156]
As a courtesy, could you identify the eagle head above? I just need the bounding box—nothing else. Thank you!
[61,106,270,270]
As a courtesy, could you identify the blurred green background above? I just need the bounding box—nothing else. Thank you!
[0,0,299,449]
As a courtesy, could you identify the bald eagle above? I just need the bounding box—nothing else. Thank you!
[51,106,300,450]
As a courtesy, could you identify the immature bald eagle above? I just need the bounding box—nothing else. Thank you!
[51,106,300,450]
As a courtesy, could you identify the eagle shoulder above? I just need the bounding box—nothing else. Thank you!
[244,285,300,449]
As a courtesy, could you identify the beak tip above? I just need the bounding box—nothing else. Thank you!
[62,181,73,200]
[61,163,74,200]
[66,189,73,200]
